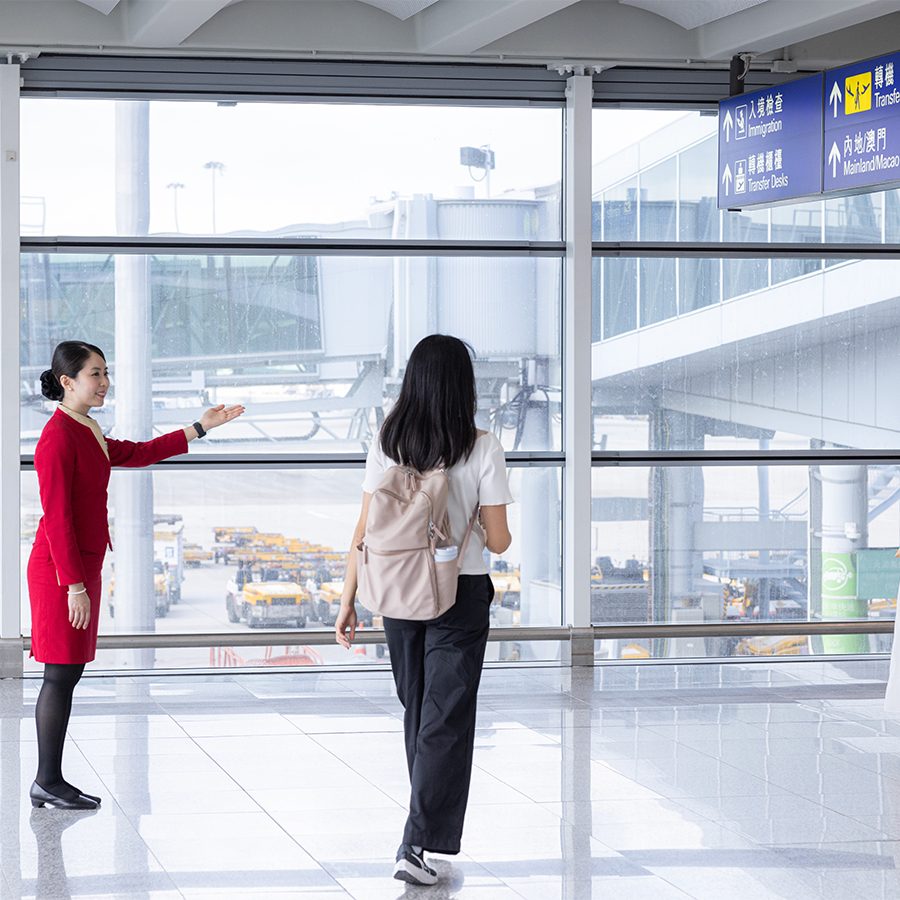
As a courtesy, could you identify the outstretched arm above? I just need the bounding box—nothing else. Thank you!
[108,404,245,467]
[183,404,246,444]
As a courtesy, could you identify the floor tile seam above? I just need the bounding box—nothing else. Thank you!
[592,742,761,781]
[469,762,552,804]
[69,725,198,755]
[636,869,699,899]
[302,730,410,810]
[832,806,900,828]
[61,802,185,894]
[799,704,887,731]
[761,836,900,848]
[546,796,733,834]
[792,866,872,900]
[165,728,276,810]
[712,807,895,840]
[824,753,900,789]
[65,736,143,821]
[638,722,770,741]
[242,811,348,893]
[813,746,900,776]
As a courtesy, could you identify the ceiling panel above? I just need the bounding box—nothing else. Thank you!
[619,0,768,30]
[360,0,440,20]
[74,0,122,14]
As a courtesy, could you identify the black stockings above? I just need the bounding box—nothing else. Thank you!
[35,662,85,798]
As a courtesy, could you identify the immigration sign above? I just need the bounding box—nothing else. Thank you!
[718,74,824,209]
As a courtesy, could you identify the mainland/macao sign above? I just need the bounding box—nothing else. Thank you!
[718,50,900,210]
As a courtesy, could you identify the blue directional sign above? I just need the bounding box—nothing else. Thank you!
[718,74,823,209]
[824,51,900,193]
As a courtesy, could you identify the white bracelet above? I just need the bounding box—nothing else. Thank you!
[67,588,87,596]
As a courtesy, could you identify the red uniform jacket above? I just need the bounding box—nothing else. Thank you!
[33,408,189,587]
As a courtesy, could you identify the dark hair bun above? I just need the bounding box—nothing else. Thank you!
[40,369,64,402]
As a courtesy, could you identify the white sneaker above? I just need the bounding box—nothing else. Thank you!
[393,844,438,885]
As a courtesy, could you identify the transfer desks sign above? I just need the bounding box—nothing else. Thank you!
[717,74,824,209]
[718,50,900,209]
[824,51,900,193]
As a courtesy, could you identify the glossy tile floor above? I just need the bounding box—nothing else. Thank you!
[2,659,900,898]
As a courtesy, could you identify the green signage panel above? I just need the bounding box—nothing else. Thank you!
[856,548,900,600]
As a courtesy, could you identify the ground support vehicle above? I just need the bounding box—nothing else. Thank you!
[109,559,172,619]
[214,526,258,545]
[225,574,313,627]
[184,542,213,567]
[315,581,373,627]
[154,519,184,604]
[490,570,521,610]
[735,635,808,656]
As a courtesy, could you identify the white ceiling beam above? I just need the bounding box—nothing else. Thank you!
[416,0,582,54]
[125,0,234,46]
[697,0,900,58]
[75,0,123,13]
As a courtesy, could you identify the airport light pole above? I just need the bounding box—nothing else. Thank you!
[166,181,184,233]
[203,161,225,233]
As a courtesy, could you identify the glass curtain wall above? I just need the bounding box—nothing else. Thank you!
[18,84,900,670]
[19,98,564,671]
[591,108,900,660]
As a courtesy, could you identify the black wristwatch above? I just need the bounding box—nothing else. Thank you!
[192,421,207,438]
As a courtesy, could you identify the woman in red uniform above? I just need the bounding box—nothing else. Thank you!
[28,341,244,810]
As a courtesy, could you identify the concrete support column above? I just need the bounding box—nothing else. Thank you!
[112,101,155,669]
[819,465,869,654]
[520,359,562,645]
[563,74,593,643]
[650,411,704,653]
[0,64,23,676]
[391,195,434,375]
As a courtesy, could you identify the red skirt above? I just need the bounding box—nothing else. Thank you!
[27,542,104,665]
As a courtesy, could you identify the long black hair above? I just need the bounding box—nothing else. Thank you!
[380,334,477,471]
[40,341,106,402]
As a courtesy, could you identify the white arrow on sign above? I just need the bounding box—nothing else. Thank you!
[723,109,733,142]
[828,141,841,178]
[722,163,733,195]
[830,81,842,118]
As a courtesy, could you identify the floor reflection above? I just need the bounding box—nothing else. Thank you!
[29,808,98,900]
[1,661,898,898]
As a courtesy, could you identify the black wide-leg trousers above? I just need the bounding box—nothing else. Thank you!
[383,574,493,855]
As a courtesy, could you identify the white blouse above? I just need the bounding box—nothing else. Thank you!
[363,431,513,575]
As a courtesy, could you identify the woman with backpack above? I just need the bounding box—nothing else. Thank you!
[335,334,512,885]
[28,340,244,810]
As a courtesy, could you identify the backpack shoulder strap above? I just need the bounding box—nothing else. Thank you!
[456,505,481,572]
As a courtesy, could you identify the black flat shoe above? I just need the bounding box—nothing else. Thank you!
[30,781,99,810]
[65,783,101,805]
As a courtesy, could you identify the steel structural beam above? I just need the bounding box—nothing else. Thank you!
[15,619,890,652]
[0,65,21,674]
[563,73,593,635]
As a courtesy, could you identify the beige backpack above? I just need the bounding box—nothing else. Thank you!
[356,466,479,620]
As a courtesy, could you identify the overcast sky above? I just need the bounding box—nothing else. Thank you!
[20,99,689,236]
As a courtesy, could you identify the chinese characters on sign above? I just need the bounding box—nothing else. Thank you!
[717,74,824,209]
[825,51,900,192]
[718,50,900,209]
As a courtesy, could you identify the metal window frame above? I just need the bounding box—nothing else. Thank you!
[20,55,570,104]
[9,56,900,669]
[594,451,900,466]
[16,619,891,656]
[0,66,20,676]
